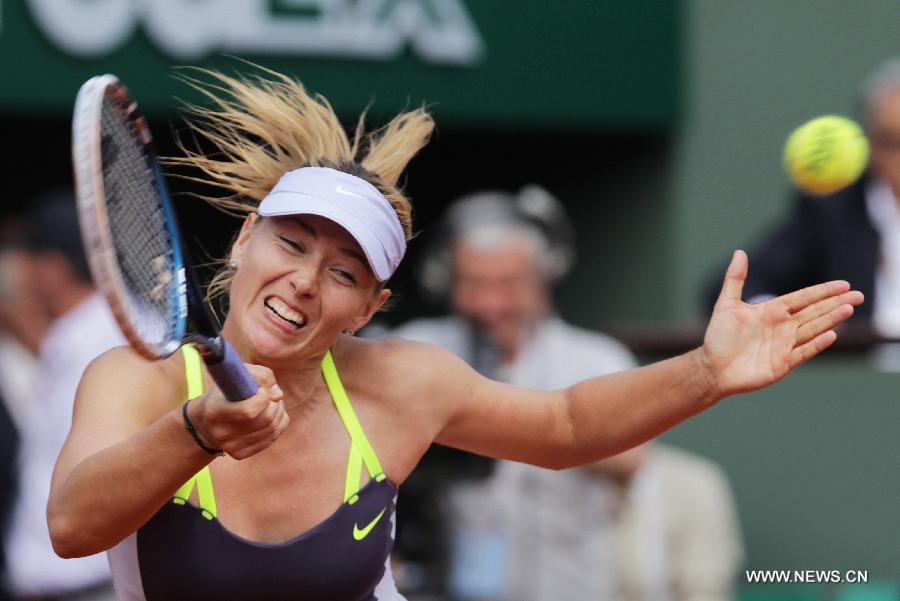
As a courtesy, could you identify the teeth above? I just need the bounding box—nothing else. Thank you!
[265,297,306,328]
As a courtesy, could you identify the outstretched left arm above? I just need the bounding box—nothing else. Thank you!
[430,250,863,469]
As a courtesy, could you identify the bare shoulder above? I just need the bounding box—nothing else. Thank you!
[332,336,478,428]
[331,336,477,452]
[87,344,175,374]
[78,345,187,421]
[55,345,190,484]
[84,345,182,388]
[334,335,471,396]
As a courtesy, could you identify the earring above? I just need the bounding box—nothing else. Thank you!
[343,329,354,336]
[227,259,238,270]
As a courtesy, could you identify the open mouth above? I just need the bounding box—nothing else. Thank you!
[264,296,307,329]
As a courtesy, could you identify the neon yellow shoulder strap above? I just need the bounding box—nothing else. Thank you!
[321,350,385,503]
[172,345,218,520]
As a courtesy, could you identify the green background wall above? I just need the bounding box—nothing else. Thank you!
[560,1,900,329]
[557,0,900,581]
[673,0,900,321]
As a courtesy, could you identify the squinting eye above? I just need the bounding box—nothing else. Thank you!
[335,269,357,284]
[279,235,303,252]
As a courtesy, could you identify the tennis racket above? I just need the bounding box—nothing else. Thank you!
[72,74,257,402]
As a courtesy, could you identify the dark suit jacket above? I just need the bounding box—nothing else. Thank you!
[704,176,879,319]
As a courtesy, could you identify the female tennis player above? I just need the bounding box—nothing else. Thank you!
[47,70,863,601]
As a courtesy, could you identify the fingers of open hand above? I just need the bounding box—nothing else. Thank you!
[794,302,856,347]
[792,291,863,326]
[716,250,748,307]
[779,281,851,314]
[789,330,837,369]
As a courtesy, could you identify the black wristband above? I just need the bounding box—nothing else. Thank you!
[182,399,224,456]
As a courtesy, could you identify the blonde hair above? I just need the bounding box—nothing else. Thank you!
[168,65,434,304]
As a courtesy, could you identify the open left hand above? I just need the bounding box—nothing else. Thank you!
[701,250,864,397]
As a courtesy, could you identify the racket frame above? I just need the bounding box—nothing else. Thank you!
[73,74,258,402]
[72,74,189,360]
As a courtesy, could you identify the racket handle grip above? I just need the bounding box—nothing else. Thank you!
[205,341,259,402]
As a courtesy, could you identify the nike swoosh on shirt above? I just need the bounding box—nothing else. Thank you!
[353,508,386,541]
[335,185,366,199]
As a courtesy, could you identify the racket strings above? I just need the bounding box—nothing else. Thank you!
[100,100,180,348]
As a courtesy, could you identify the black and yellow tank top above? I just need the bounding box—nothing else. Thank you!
[108,346,405,600]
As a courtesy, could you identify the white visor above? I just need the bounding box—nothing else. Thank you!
[258,167,405,282]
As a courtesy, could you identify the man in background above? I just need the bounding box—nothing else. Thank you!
[704,57,900,338]
[4,190,121,601]
[596,444,744,601]
[0,231,49,601]
[390,186,744,601]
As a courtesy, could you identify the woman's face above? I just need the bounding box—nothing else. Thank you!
[225,214,390,364]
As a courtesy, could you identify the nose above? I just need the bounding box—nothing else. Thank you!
[290,263,320,298]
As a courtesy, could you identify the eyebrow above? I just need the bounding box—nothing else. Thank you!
[339,247,368,268]
[288,217,318,240]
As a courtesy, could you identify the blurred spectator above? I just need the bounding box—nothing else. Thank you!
[703,58,900,337]
[0,244,50,429]
[3,189,122,601]
[0,223,49,601]
[0,397,15,601]
[386,186,743,601]
[594,444,744,601]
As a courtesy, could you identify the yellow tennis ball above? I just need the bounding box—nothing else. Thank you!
[783,115,869,195]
